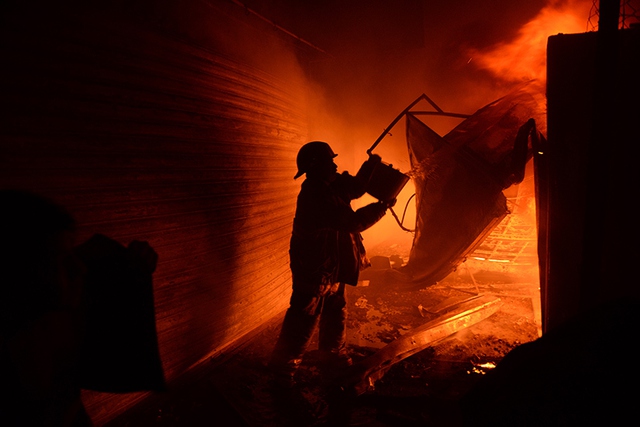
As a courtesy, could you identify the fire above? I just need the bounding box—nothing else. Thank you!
[469,0,593,84]
[468,361,497,375]
[471,257,511,263]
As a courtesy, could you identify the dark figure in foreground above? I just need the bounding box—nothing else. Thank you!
[460,297,640,427]
[269,141,393,385]
[0,190,159,426]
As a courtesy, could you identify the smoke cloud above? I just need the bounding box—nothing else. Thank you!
[236,0,596,250]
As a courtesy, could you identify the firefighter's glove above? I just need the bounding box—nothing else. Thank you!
[357,154,381,184]
[383,198,397,209]
[318,283,339,297]
[368,153,382,164]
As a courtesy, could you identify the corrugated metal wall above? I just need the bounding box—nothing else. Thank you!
[1,1,310,423]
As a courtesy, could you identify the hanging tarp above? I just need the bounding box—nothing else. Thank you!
[401,81,547,288]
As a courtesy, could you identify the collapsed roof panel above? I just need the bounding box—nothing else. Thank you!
[400,81,547,289]
[445,81,547,165]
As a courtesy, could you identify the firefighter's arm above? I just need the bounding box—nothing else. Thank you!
[336,200,391,233]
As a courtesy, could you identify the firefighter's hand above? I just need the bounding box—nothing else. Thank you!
[368,153,382,163]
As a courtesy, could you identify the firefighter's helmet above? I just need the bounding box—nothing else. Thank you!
[294,141,337,179]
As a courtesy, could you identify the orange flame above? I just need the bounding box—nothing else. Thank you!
[469,0,593,84]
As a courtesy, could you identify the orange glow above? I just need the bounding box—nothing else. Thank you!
[469,361,498,375]
[357,179,416,255]
[478,362,497,369]
[472,257,511,263]
[469,0,592,84]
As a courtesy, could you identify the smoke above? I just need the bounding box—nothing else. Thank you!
[467,0,593,85]
[287,1,592,168]
[234,0,596,252]
[272,0,585,251]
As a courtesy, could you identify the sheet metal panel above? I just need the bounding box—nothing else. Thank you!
[1,2,308,423]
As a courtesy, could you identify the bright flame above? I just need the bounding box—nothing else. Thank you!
[468,361,498,375]
[469,0,592,84]
[477,362,497,369]
[471,257,510,263]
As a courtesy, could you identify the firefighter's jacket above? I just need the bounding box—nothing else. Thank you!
[290,171,386,290]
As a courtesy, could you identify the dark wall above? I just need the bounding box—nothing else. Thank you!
[543,26,640,333]
[1,1,312,423]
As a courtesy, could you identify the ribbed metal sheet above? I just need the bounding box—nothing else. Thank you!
[1,3,308,424]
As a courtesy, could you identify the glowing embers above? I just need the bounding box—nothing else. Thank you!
[341,294,503,396]
[471,257,511,263]
[468,361,497,375]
